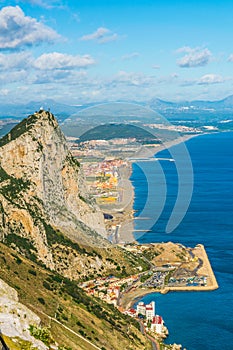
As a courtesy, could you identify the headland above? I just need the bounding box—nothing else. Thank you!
[119,243,219,310]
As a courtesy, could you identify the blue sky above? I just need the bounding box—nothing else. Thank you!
[1,0,233,104]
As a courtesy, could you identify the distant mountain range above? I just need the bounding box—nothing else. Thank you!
[1,95,233,121]
[149,95,233,112]
[0,99,81,120]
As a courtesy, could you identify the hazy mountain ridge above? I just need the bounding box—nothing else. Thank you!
[149,95,233,111]
[1,95,233,121]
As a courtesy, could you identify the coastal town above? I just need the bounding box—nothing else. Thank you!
[68,133,219,349]
[68,136,220,292]
[67,137,138,241]
[67,133,204,243]
[0,111,222,350]
[78,241,218,349]
[79,273,182,349]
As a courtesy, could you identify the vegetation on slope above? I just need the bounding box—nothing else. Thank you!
[77,123,161,144]
[3,223,149,280]
[0,166,31,202]
[0,243,152,350]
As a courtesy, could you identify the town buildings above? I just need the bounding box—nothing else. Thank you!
[151,315,164,334]
[136,301,155,321]
[135,301,166,335]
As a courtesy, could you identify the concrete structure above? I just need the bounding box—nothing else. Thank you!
[136,301,155,320]
[146,304,154,321]
[151,315,163,334]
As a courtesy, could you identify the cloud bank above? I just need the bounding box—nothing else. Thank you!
[197,74,224,85]
[176,47,211,68]
[34,52,95,70]
[0,6,60,50]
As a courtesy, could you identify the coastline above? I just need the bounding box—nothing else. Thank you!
[116,133,201,243]
[112,132,219,312]
[120,243,219,311]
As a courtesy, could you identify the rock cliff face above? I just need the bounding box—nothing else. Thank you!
[0,278,47,349]
[0,110,107,270]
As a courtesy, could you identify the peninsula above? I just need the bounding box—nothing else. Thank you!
[0,110,218,350]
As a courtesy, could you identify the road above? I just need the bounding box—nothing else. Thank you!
[51,317,101,350]
[138,320,159,350]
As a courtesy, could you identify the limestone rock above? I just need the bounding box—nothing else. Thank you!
[0,110,108,270]
[0,279,47,349]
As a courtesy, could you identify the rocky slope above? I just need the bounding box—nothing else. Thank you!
[0,110,109,271]
[0,278,47,350]
[0,242,152,350]
[0,110,153,350]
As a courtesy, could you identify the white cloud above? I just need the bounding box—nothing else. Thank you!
[158,73,179,84]
[33,69,87,84]
[80,27,119,44]
[114,71,154,86]
[98,33,118,44]
[197,74,224,85]
[152,65,160,69]
[0,70,28,84]
[0,89,9,96]
[0,52,32,70]
[34,52,95,70]
[80,27,110,41]
[182,73,228,86]
[122,52,140,60]
[171,73,179,78]
[0,6,61,50]
[176,46,212,68]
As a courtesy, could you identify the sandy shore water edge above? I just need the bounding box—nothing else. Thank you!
[120,244,219,311]
[116,133,201,243]
[111,133,219,309]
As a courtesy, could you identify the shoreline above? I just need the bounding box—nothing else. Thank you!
[115,133,201,243]
[109,132,219,311]
[120,243,219,311]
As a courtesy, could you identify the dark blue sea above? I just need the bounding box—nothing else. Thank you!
[131,132,233,350]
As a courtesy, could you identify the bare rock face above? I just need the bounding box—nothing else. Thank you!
[0,278,47,349]
[0,110,107,270]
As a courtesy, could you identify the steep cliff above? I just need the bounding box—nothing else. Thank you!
[0,110,153,350]
[0,110,108,270]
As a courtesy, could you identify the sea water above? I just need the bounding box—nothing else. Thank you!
[131,132,233,350]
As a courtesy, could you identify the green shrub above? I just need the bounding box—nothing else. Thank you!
[43,281,52,290]
[38,297,46,305]
[29,325,54,346]
[16,257,22,264]
[4,234,37,262]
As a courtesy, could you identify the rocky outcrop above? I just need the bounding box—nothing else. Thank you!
[0,110,107,269]
[0,278,47,349]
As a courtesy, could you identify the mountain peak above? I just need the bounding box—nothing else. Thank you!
[0,109,58,148]
[0,110,107,273]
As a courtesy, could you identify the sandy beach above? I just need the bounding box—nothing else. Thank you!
[107,132,219,310]
[114,133,201,243]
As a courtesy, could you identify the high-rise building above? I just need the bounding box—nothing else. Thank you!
[136,301,156,320]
